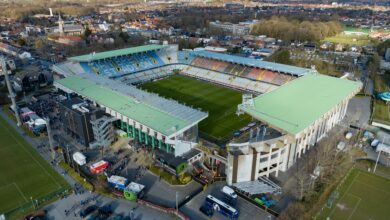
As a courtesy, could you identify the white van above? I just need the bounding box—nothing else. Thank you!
[221,186,237,199]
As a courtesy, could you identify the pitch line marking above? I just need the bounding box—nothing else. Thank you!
[13,182,28,203]
[353,180,390,195]
[329,171,360,217]
[347,194,361,220]
[0,119,62,190]
[0,182,28,203]
[0,183,14,190]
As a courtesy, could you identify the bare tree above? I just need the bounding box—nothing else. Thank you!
[278,202,306,220]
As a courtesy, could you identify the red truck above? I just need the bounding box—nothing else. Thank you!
[90,160,109,174]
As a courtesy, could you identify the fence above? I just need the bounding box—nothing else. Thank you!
[4,187,71,220]
[235,190,279,217]
[198,131,231,147]
[137,199,189,220]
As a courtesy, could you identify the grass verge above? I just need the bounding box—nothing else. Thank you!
[59,161,94,192]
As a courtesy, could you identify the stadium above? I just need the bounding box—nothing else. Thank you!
[52,44,362,183]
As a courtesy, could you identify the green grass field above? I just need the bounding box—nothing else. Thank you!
[0,115,69,217]
[317,168,390,220]
[139,75,251,140]
[373,74,390,125]
[323,33,376,46]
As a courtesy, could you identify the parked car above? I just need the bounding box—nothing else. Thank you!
[80,205,98,218]
[98,204,113,217]
[87,212,101,220]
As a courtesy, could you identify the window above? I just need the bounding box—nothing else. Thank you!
[260,157,268,163]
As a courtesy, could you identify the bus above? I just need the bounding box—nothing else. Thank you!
[205,195,239,219]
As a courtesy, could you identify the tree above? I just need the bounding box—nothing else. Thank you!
[367,53,381,79]
[34,37,46,50]
[119,31,130,43]
[228,46,240,54]
[293,161,311,201]
[266,49,292,65]
[178,39,188,50]
[377,39,390,57]
[0,85,10,105]
[16,38,27,46]
[250,16,342,42]
[84,27,92,39]
[278,202,305,220]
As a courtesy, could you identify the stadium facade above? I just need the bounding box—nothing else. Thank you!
[52,44,362,184]
[227,74,362,185]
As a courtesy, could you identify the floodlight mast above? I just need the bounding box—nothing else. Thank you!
[1,56,21,126]
[45,117,56,160]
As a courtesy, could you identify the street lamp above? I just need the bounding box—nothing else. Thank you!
[175,191,178,213]
[373,136,387,173]
[30,197,35,210]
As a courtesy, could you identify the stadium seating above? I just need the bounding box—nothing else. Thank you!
[190,57,296,86]
[178,51,196,64]
[117,66,173,85]
[180,66,278,94]
[69,49,296,94]
[82,51,166,78]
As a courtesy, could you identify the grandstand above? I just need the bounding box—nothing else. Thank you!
[180,65,278,94]
[226,74,362,185]
[176,50,315,93]
[53,44,319,157]
[55,74,207,157]
[61,44,177,78]
[55,46,314,94]
[52,44,365,186]
[54,45,211,157]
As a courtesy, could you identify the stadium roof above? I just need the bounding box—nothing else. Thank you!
[192,51,316,76]
[68,44,167,62]
[55,76,196,136]
[239,74,362,135]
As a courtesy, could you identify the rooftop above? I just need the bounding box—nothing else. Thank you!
[55,76,204,136]
[192,50,316,76]
[239,74,362,135]
[68,44,167,62]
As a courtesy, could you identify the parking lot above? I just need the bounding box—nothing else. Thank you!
[45,191,176,220]
[180,182,273,220]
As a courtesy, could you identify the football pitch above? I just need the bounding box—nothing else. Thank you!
[323,33,376,46]
[139,74,251,141]
[317,168,390,220]
[0,115,69,217]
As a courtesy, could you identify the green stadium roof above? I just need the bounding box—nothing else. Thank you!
[240,74,362,135]
[55,76,190,136]
[68,44,167,62]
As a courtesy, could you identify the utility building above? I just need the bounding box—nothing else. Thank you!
[58,97,104,148]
